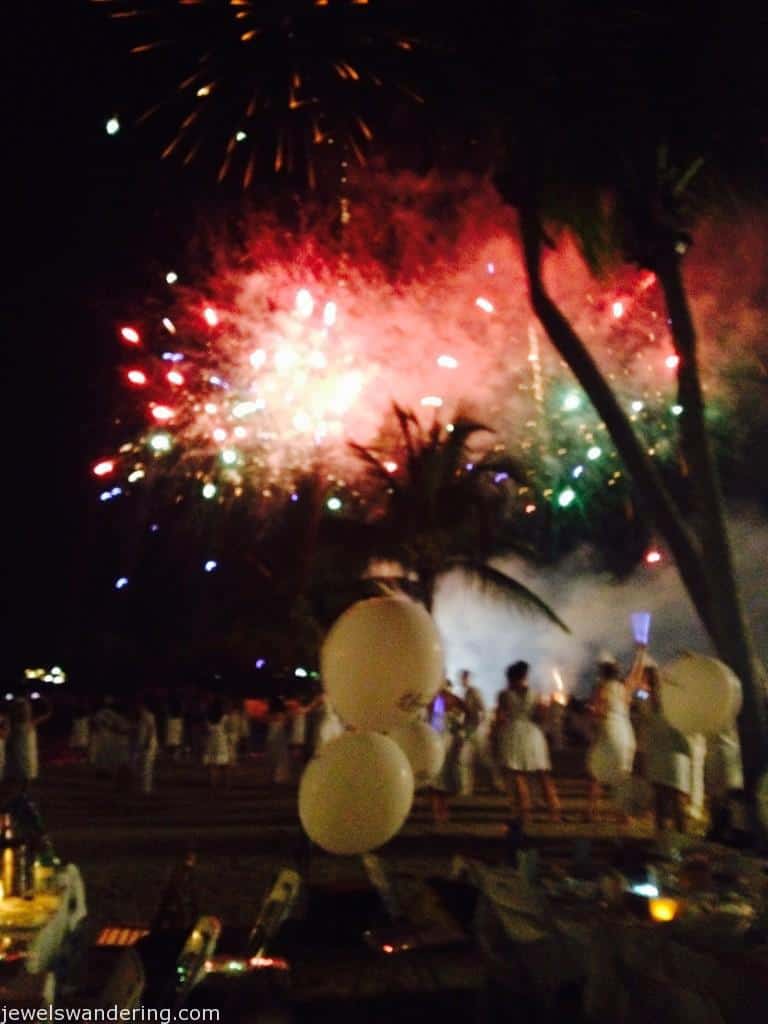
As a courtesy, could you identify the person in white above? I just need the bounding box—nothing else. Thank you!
[497,662,560,823]
[203,700,232,788]
[643,665,691,833]
[309,693,344,755]
[89,697,131,779]
[458,669,486,796]
[587,655,637,822]
[132,697,159,794]
[69,699,90,759]
[224,699,244,767]
[7,696,51,787]
[165,697,184,762]
[265,697,292,784]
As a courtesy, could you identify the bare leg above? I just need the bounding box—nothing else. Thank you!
[539,772,562,822]
[511,772,532,823]
[588,778,601,822]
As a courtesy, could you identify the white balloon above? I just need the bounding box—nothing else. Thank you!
[298,732,414,855]
[661,654,742,736]
[388,720,446,788]
[320,597,444,731]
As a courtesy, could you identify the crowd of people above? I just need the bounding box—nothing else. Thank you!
[424,649,746,840]
[0,651,747,844]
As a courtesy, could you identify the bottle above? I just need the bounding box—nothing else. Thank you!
[0,813,30,899]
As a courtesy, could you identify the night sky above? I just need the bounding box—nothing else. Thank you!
[7,2,768,676]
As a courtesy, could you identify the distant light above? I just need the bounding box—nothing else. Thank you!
[525,503,536,514]
[611,300,625,319]
[487,262,495,274]
[166,370,184,386]
[562,392,581,412]
[475,297,494,314]
[631,400,644,413]
[383,461,398,473]
[494,472,509,484]
[4,694,13,701]
[212,427,227,442]
[203,306,219,327]
[221,448,238,465]
[232,401,259,418]
[255,659,266,670]
[557,487,576,508]
[151,405,175,422]
[93,459,115,477]
[162,351,184,362]
[208,375,227,388]
[437,354,459,369]
[665,353,680,370]
[105,116,120,136]
[671,404,684,416]
[149,432,172,452]
[586,446,602,461]
[327,496,342,511]
[249,349,266,369]
[202,483,217,499]
[204,560,218,573]
[235,130,247,142]
[645,549,662,565]
[110,487,122,497]
[99,490,113,502]
[127,469,145,483]
[127,369,147,386]
[420,395,443,408]
[30,691,41,700]
[445,423,454,433]
[196,84,212,97]
[294,667,308,678]
[120,326,140,344]
[290,493,299,502]
[295,289,314,318]
[572,465,584,478]
[165,271,178,285]
[630,883,659,899]
[115,577,129,590]
[149,523,159,533]
[233,426,247,439]
[204,403,218,415]
[323,301,337,327]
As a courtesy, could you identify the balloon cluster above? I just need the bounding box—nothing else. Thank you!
[298,597,446,855]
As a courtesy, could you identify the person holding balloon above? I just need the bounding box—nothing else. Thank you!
[497,662,561,825]
[643,665,691,833]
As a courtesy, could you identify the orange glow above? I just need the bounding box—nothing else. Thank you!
[649,898,678,922]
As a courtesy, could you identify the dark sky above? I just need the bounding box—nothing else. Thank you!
[7,2,768,674]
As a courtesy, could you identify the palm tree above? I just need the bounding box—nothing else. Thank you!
[350,404,568,628]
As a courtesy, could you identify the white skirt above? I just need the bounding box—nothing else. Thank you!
[589,714,635,782]
[500,720,551,772]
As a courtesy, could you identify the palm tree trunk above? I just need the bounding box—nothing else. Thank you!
[655,250,768,794]
[519,201,767,795]
[518,202,717,633]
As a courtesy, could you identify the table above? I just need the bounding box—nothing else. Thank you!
[456,856,768,1023]
[0,864,87,1007]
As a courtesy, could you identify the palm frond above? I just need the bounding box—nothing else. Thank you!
[446,559,570,632]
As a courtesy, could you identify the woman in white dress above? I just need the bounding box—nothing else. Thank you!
[427,683,466,824]
[643,666,690,833]
[587,657,637,822]
[7,697,51,787]
[497,662,560,824]
[203,700,231,788]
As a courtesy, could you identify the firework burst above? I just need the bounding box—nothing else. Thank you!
[93,0,422,187]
